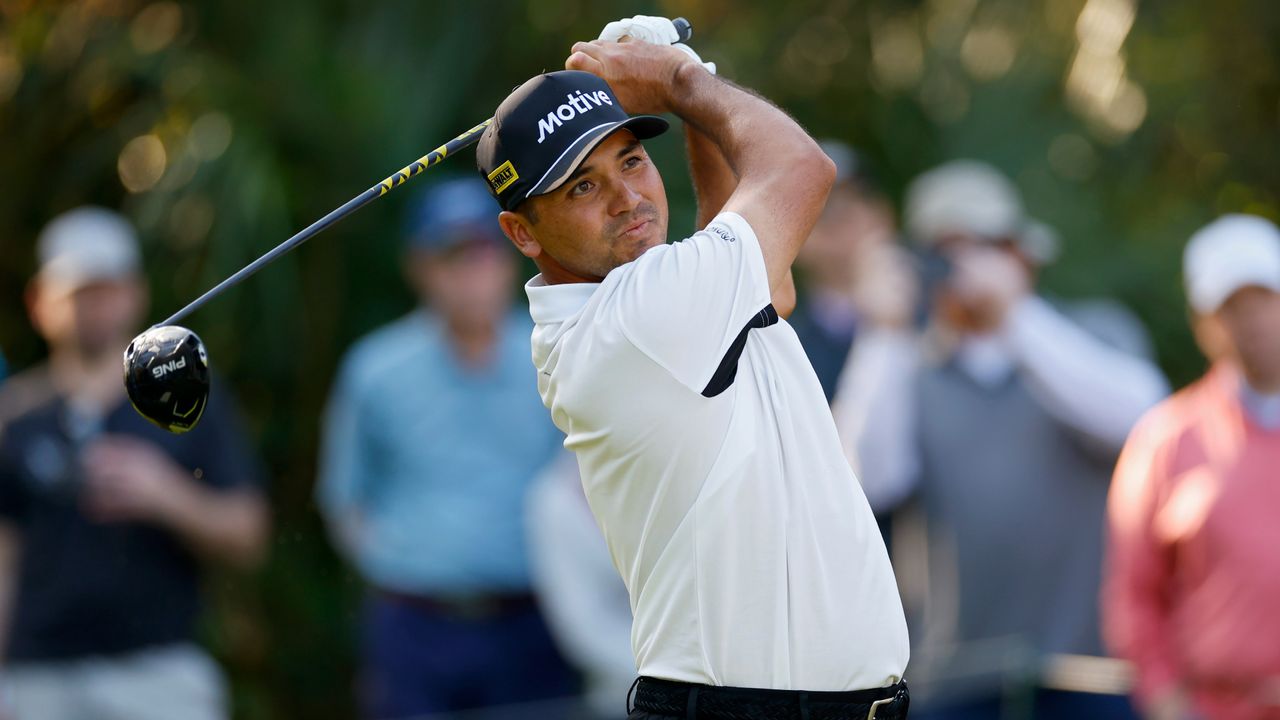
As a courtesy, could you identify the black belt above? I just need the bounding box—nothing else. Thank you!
[630,677,909,720]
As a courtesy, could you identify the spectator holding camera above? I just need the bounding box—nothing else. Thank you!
[789,142,903,402]
[790,141,920,539]
[0,207,269,720]
[832,161,1167,717]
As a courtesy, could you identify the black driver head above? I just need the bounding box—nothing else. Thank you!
[123,325,210,434]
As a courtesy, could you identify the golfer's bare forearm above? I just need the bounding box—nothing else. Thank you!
[669,70,815,179]
[682,89,797,315]
[685,122,737,230]
[667,66,835,288]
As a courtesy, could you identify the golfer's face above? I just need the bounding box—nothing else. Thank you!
[527,130,669,280]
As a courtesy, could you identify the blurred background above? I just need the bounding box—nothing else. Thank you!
[1,0,1278,718]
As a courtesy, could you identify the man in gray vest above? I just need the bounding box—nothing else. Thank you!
[832,160,1167,719]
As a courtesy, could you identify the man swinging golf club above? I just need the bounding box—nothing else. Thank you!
[477,16,910,720]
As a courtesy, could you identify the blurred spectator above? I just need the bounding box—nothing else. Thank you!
[792,141,918,543]
[0,207,269,720]
[1105,215,1280,720]
[790,141,900,401]
[316,178,573,720]
[527,452,633,720]
[832,161,1167,718]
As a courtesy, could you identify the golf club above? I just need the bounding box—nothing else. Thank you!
[124,18,693,433]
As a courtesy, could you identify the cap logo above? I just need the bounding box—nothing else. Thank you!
[487,160,519,194]
[536,91,614,144]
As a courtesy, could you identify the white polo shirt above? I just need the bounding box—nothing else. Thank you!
[526,211,909,691]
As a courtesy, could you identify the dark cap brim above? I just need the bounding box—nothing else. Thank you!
[524,115,668,201]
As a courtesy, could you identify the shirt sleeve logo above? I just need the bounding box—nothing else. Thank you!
[707,223,736,243]
[487,160,519,194]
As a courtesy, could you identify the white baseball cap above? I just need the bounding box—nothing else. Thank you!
[1183,214,1280,314]
[36,206,141,290]
[904,160,1059,264]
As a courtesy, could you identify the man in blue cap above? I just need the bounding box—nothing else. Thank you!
[315,177,572,719]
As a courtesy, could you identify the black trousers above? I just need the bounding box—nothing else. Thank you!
[627,676,910,719]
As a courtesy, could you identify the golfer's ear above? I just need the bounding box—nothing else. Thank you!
[499,211,542,259]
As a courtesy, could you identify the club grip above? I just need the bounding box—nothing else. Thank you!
[673,17,692,43]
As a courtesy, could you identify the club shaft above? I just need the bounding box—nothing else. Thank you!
[157,16,691,328]
[159,119,493,327]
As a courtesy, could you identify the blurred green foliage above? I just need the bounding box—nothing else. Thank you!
[2,0,1279,717]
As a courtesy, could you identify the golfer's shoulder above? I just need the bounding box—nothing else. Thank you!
[666,213,761,255]
[612,214,761,289]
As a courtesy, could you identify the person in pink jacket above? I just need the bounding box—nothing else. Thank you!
[1105,214,1280,720]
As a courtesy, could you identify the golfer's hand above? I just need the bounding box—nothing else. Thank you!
[566,40,695,115]
[600,15,681,44]
[598,15,716,75]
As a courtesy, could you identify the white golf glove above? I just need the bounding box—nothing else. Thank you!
[598,15,717,75]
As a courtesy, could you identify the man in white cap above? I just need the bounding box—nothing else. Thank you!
[0,207,268,720]
[832,160,1167,717]
[1105,214,1280,720]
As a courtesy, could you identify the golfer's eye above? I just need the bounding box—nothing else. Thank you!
[570,179,594,197]
[623,155,644,170]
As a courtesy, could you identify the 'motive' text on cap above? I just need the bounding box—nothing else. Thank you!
[476,71,668,211]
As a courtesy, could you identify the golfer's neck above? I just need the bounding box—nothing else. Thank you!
[534,253,604,286]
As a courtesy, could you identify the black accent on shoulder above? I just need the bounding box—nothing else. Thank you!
[701,304,779,398]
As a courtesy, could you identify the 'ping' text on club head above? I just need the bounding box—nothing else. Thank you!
[151,357,187,378]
